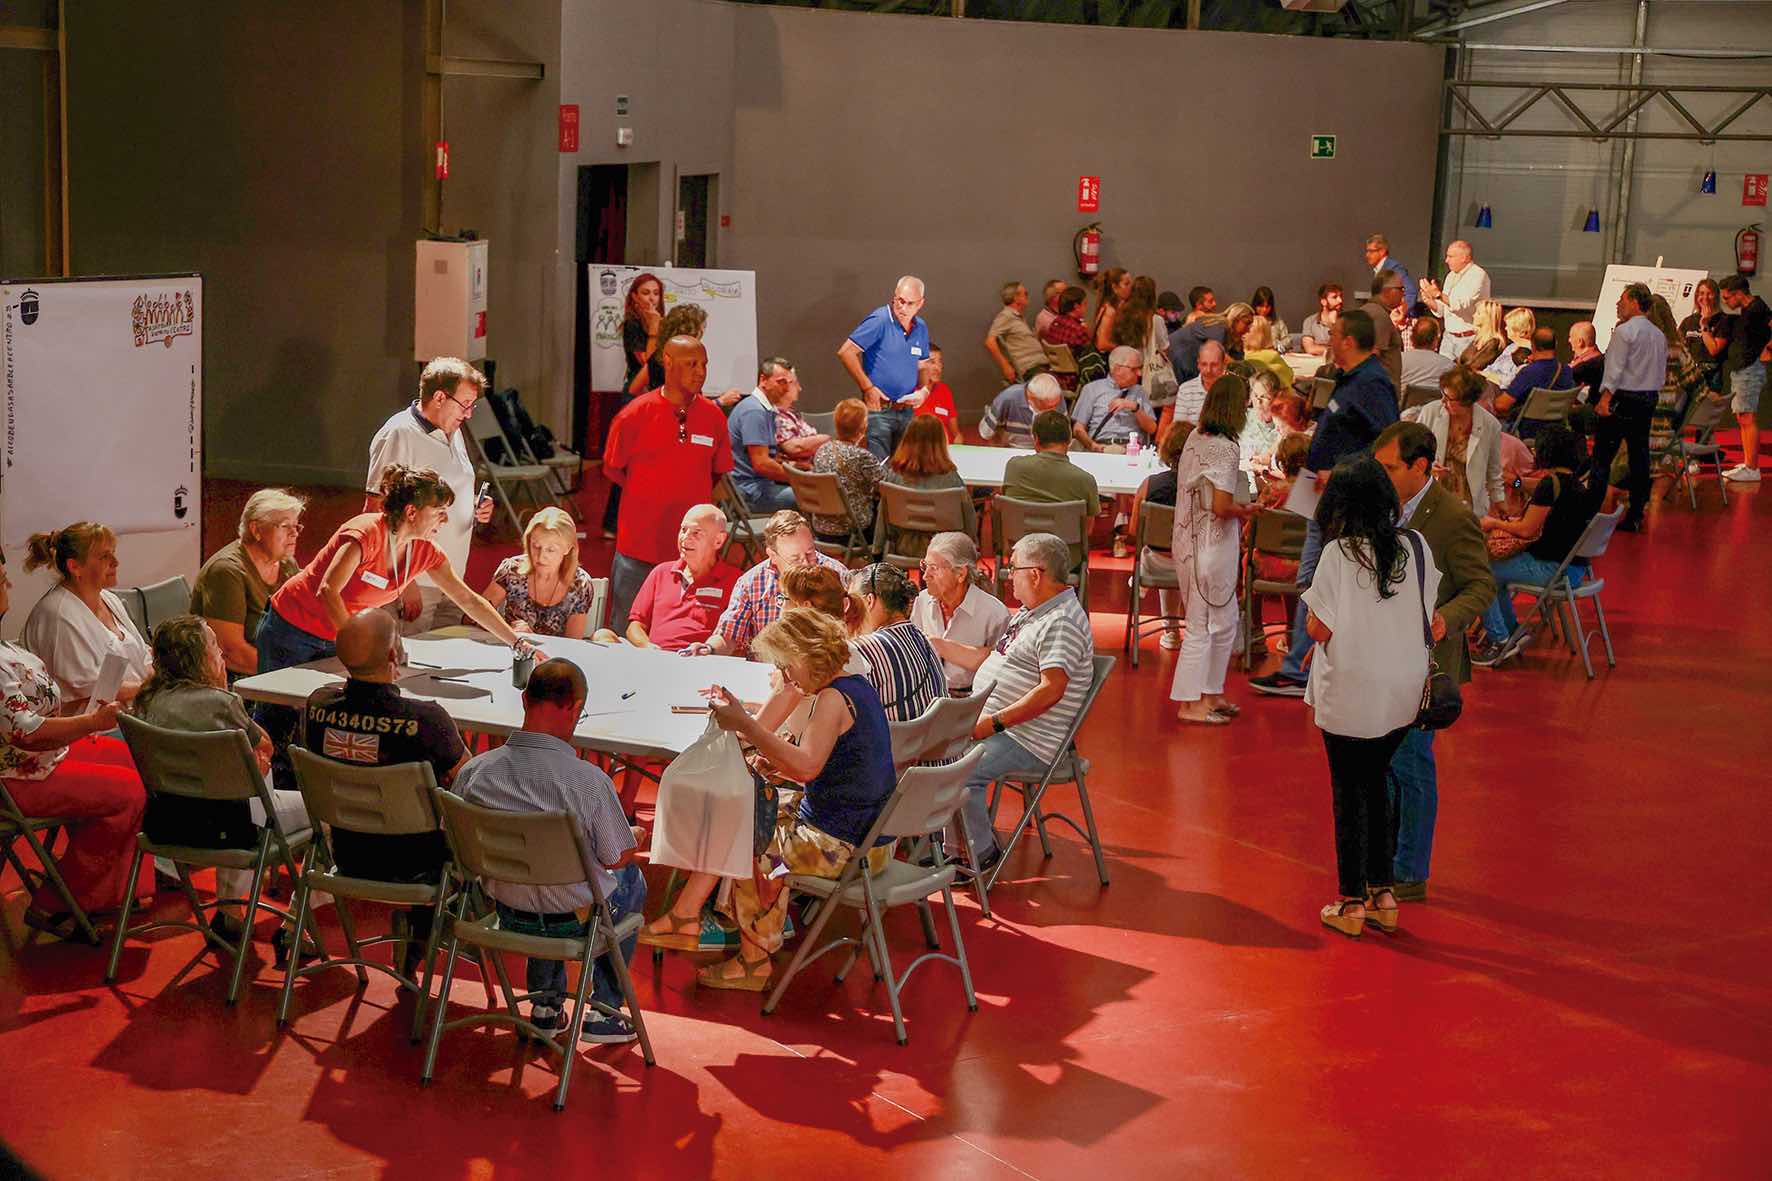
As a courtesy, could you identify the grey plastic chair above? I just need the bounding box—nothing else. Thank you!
[761,746,986,1045]
[873,481,973,571]
[1662,392,1731,510]
[138,576,193,635]
[423,791,654,1111]
[1307,376,1335,412]
[991,495,1091,602]
[716,474,771,566]
[983,655,1115,911]
[1123,501,1180,668]
[0,779,101,944]
[803,410,837,437]
[887,693,991,773]
[1507,385,1577,436]
[1240,508,1308,670]
[112,586,150,640]
[1501,505,1624,679]
[278,748,454,1041]
[583,576,611,634]
[784,464,872,565]
[1402,383,1441,411]
[109,715,314,1005]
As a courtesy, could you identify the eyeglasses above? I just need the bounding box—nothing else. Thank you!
[273,521,304,535]
[442,392,478,415]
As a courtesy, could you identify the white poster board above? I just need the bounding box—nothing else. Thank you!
[1,275,202,546]
[588,265,757,396]
[1592,264,1708,350]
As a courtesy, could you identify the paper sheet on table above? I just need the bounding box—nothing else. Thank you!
[1284,473,1321,519]
[91,651,129,706]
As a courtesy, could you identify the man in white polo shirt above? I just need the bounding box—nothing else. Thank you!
[1420,240,1491,360]
[366,357,494,632]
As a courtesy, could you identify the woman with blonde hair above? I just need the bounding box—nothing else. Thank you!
[192,487,306,679]
[21,521,152,710]
[1241,317,1295,390]
[1485,306,1537,387]
[1456,300,1507,372]
[483,506,595,638]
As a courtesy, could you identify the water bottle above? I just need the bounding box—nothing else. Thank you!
[1126,431,1142,459]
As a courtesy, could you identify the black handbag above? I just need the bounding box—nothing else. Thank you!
[1405,530,1463,730]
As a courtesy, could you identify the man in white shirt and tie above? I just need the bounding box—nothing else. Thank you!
[1589,282,1669,532]
[1420,240,1491,360]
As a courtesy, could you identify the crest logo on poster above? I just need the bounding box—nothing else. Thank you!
[599,269,618,296]
[132,290,195,348]
[173,485,189,520]
[593,300,624,349]
[19,289,40,325]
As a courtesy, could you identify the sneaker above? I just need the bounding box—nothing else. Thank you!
[1470,639,1508,668]
[578,1011,638,1044]
[1248,671,1307,697]
[528,1004,565,1034]
[1160,629,1182,650]
[1724,464,1763,483]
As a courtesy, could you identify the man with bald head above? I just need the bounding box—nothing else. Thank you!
[603,333,736,633]
[302,609,468,976]
[592,503,740,650]
[1168,339,1228,430]
[839,275,933,459]
[1420,239,1491,359]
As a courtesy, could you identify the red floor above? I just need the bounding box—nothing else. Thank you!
[4,468,1771,1179]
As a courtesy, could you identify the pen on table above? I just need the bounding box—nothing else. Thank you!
[621,690,637,700]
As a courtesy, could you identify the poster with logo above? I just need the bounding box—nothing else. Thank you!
[588,265,757,396]
[1,275,202,546]
[1589,263,1707,351]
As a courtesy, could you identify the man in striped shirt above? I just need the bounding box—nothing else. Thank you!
[928,533,1095,867]
[685,510,848,658]
[846,563,946,722]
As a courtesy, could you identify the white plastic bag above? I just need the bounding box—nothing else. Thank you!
[650,718,755,880]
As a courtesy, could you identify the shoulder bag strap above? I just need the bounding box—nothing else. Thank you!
[1404,530,1433,651]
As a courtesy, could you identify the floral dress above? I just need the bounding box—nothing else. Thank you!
[0,643,67,781]
[809,440,883,538]
[490,558,595,636]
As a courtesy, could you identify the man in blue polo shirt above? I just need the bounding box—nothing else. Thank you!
[839,275,931,459]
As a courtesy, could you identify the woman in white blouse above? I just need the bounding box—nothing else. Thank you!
[1402,366,1506,516]
[908,532,1009,695]
[1302,458,1439,939]
[21,522,152,710]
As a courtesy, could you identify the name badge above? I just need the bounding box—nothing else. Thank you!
[910,346,923,357]
[694,586,725,600]
[690,433,715,447]
[934,407,950,417]
[360,571,389,589]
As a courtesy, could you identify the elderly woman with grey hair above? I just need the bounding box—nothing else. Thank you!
[846,563,947,722]
[190,488,307,679]
[927,532,1095,869]
[909,532,1010,695]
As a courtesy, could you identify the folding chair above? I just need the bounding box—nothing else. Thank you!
[983,655,1114,910]
[803,410,836,437]
[761,747,986,1045]
[887,693,991,773]
[1307,376,1335,413]
[277,748,454,1040]
[497,388,584,495]
[423,791,654,1111]
[716,474,770,566]
[132,576,192,635]
[1501,506,1624,679]
[583,576,611,634]
[1123,501,1179,668]
[112,586,151,639]
[873,481,972,571]
[0,780,101,944]
[1042,343,1080,384]
[783,464,871,566]
[465,399,566,533]
[109,715,314,1005]
[1402,383,1441,411]
[1240,508,1308,669]
[1507,385,1577,437]
[1660,392,1731,510]
[991,495,1090,603]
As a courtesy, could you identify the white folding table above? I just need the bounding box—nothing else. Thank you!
[948,444,1165,498]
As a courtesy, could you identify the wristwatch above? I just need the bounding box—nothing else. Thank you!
[990,714,1006,734]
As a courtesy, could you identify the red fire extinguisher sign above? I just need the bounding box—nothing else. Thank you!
[1077,176,1100,213]
[435,141,449,180]
[558,105,580,153]
[1745,174,1769,207]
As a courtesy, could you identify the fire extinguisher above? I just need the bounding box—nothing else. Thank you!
[1738,224,1761,277]
[1074,222,1102,278]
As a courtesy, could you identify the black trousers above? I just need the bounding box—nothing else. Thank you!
[1323,726,1412,899]
[1589,390,1657,522]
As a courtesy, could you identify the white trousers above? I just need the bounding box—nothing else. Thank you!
[216,789,311,902]
[1169,580,1238,702]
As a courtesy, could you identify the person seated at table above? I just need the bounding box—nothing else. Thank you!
[1257,435,1311,512]
[688,609,897,990]
[1070,346,1158,453]
[880,414,977,562]
[1495,326,1575,432]
[131,614,311,954]
[926,533,1095,871]
[911,345,962,442]
[1471,424,1595,665]
[22,521,152,712]
[1300,283,1343,357]
[1483,306,1536,389]
[302,608,468,978]
[910,533,1010,695]
[845,563,947,722]
[1003,410,1103,576]
[0,554,146,937]
[1161,339,1228,437]
[809,398,884,543]
[191,488,306,681]
[978,372,1064,448]
[1239,370,1283,467]
[1405,365,1507,516]
[1400,317,1455,391]
[1271,390,1313,439]
[1240,316,1295,391]
[1250,287,1292,349]
[771,367,830,464]
[481,507,595,639]
[727,358,800,514]
[1129,421,1194,650]
[454,657,648,1041]
[685,510,848,659]
[593,504,739,651]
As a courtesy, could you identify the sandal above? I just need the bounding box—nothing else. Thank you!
[1177,710,1231,726]
[1320,898,1365,939]
[697,954,773,992]
[638,911,703,951]
[1211,702,1242,718]
[1363,887,1400,935]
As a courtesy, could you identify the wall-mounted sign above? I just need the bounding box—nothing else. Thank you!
[558,105,580,153]
[1077,176,1100,213]
[615,95,630,116]
[1746,174,1769,207]
[1310,134,1337,160]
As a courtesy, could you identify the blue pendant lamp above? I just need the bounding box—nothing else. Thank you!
[1702,169,1718,194]
[1475,204,1493,229]
[1583,208,1601,233]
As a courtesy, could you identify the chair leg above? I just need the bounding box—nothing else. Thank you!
[861,883,907,1045]
[554,949,597,1112]
[19,828,100,945]
[334,898,370,988]
[104,845,147,982]
[1031,799,1054,859]
[1566,596,1595,679]
[943,885,978,1013]
[420,925,465,1084]
[1592,594,1617,668]
[276,874,314,1027]
[915,899,941,950]
[227,848,271,1005]
[1074,770,1111,887]
[410,895,450,1043]
[600,919,655,1066]
[764,881,844,1015]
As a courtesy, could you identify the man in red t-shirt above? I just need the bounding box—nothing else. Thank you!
[594,503,740,651]
[603,336,735,630]
[911,345,962,444]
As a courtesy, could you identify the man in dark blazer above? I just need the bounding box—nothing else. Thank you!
[1374,421,1496,901]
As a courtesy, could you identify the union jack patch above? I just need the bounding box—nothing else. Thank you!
[322,728,380,764]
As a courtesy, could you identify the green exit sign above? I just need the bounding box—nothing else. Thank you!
[1310,134,1337,160]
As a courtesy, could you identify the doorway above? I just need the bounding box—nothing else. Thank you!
[675,173,717,268]
[575,164,629,454]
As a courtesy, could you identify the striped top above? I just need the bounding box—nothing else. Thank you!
[976,588,1094,764]
[453,731,634,913]
[849,620,947,722]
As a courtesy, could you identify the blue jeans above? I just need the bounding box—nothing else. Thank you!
[253,606,336,789]
[959,731,1054,861]
[865,403,915,461]
[494,863,646,1011]
[734,478,797,515]
[1279,517,1325,680]
[608,552,656,635]
[1480,552,1583,641]
[1385,726,1436,882]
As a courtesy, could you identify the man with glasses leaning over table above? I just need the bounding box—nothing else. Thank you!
[839,276,932,460]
